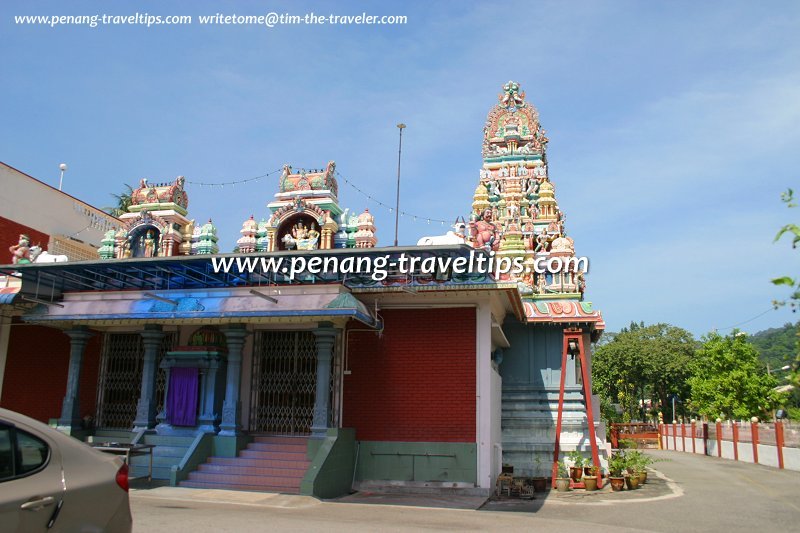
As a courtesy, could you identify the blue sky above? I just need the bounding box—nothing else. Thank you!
[1,0,798,336]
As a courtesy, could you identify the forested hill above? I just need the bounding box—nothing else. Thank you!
[749,322,799,370]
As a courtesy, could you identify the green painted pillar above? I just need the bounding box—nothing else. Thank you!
[311,325,338,439]
[133,324,164,430]
[220,324,248,436]
[57,327,93,432]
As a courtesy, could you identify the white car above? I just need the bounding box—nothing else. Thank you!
[0,408,132,532]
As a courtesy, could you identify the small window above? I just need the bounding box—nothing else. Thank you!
[0,427,13,480]
[0,426,50,482]
[17,430,49,475]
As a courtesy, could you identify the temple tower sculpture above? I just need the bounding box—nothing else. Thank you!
[234,161,377,251]
[468,81,583,298]
[103,176,198,259]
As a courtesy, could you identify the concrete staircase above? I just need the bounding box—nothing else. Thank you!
[502,386,607,476]
[130,434,195,481]
[180,436,310,493]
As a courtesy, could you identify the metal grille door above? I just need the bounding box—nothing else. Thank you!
[95,332,176,429]
[250,331,317,435]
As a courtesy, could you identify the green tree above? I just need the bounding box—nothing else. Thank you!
[688,331,784,420]
[772,188,800,389]
[592,323,696,423]
[103,184,134,217]
[748,322,799,370]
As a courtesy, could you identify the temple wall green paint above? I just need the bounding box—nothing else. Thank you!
[354,441,477,484]
[170,433,214,486]
[211,434,251,457]
[300,428,356,499]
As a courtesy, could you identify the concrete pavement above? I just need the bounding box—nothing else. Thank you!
[130,450,800,532]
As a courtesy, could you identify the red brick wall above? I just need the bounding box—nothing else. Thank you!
[343,308,476,442]
[1,318,102,423]
[0,216,50,260]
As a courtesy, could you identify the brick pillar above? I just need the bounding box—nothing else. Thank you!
[219,324,249,436]
[311,325,338,438]
[133,325,164,430]
[57,327,94,432]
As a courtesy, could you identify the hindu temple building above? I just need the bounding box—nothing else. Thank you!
[0,81,604,497]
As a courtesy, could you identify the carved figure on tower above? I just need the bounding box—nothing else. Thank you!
[471,208,501,251]
[9,234,32,264]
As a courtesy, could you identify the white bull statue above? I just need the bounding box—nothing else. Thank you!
[29,246,69,263]
[416,221,468,246]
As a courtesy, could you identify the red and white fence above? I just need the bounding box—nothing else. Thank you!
[660,421,800,471]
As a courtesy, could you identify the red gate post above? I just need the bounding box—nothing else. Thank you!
[716,421,722,457]
[691,421,697,453]
[681,423,686,451]
[732,422,739,461]
[673,421,677,450]
[776,420,785,469]
[575,330,603,489]
[551,335,570,488]
[751,418,759,464]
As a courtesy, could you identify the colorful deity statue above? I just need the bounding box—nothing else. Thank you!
[141,230,158,258]
[470,208,501,251]
[9,234,32,264]
[281,222,320,250]
[534,229,550,253]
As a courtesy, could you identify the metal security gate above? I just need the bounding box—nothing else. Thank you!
[95,332,176,429]
[250,331,319,435]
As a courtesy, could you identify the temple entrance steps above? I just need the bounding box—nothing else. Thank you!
[130,434,195,481]
[179,436,310,493]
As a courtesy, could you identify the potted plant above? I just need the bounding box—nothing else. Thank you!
[608,453,626,492]
[566,450,585,482]
[627,450,653,485]
[531,455,548,492]
[583,463,599,491]
[555,462,571,492]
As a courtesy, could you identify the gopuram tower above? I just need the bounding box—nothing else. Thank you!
[468,81,607,477]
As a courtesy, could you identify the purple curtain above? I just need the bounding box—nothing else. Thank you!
[167,367,198,426]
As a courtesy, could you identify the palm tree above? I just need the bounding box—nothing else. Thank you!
[103,184,134,217]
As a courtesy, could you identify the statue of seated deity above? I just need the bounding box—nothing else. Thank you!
[286,222,320,250]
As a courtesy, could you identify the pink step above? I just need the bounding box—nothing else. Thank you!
[179,435,311,494]
[207,456,310,469]
[253,436,310,446]
[197,464,306,478]
[246,442,308,453]
[239,449,306,461]
[179,480,300,494]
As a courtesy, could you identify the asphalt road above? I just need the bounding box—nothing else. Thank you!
[130,450,800,532]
